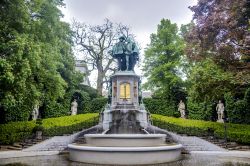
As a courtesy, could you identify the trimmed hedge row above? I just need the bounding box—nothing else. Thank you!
[143,98,179,117]
[0,113,99,145]
[152,114,250,144]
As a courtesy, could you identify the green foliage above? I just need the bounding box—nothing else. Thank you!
[0,121,36,145]
[187,59,233,103]
[182,0,250,125]
[0,113,99,144]
[245,88,250,107]
[42,113,99,136]
[143,98,179,117]
[187,101,213,121]
[225,92,250,124]
[72,91,91,114]
[78,84,100,99]
[143,19,186,103]
[42,101,69,118]
[0,0,84,123]
[89,98,108,113]
[152,114,250,144]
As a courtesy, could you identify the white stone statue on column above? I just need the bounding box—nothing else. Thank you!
[178,100,186,118]
[71,99,78,115]
[216,100,224,123]
[32,105,39,120]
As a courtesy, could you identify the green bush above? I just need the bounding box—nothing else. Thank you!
[78,84,100,99]
[143,98,178,117]
[225,92,250,124]
[0,121,36,144]
[0,113,99,145]
[43,101,69,118]
[152,114,250,144]
[42,113,99,136]
[89,98,108,113]
[187,101,213,121]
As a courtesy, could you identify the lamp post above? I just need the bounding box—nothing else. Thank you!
[223,117,229,148]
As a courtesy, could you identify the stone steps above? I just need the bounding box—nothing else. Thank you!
[199,136,250,151]
[148,126,226,152]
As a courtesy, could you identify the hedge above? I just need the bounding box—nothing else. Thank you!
[152,114,250,144]
[143,98,179,117]
[89,98,108,113]
[0,113,99,145]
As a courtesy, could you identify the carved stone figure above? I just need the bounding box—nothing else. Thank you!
[216,100,224,123]
[71,99,78,115]
[126,37,139,71]
[32,105,39,120]
[178,100,186,118]
[111,36,127,70]
[110,36,139,71]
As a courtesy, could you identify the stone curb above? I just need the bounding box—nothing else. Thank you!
[190,151,250,159]
[0,151,59,159]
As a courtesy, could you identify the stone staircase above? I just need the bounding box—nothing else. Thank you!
[148,126,226,152]
[0,125,101,152]
[0,138,46,151]
[200,136,250,151]
[23,125,101,152]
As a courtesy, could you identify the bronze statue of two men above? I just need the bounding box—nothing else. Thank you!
[110,36,139,71]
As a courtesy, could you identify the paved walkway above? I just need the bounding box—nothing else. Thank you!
[0,151,59,159]
[1,125,249,160]
[190,151,250,159]
[0,125,100,159]
[23,125,100,152]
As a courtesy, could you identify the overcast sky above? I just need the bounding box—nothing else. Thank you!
[60,0,197,87]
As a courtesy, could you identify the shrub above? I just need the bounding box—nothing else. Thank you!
[225,92,250,124]
[143,98,178,117]
[89,98,108,113]
[79,84,100,99]
[0,113,99,145]
[43,101,69,118]
[152,114,250,144]
[0,121,36,144]
[42,113,99,136]
[187,101,213,121]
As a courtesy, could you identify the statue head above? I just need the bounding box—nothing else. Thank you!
[126,37,133,43]
[119,36,126,41]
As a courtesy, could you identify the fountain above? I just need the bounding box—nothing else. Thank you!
[68,36,182,165]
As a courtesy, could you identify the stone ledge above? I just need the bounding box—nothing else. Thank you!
[0,151,59,159]
[190,151,250,159]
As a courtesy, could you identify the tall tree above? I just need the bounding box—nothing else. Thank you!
[185,0,250,91]
[72,19,133,95]
[0,0,82,122]
[143,19,185,102]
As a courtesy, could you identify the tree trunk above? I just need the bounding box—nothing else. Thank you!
[97,70,104,96]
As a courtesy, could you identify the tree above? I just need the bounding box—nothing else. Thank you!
[0,0,83,122]
[185,0,250,92]
[143,19,185,103]
[72,19,134,95]
[187,58,234,102]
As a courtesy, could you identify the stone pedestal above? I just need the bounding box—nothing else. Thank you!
[101,71,149,133]
[111,71,140,106]
[217,119,224,123]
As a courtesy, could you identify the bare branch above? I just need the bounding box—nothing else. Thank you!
[72,19,134,94]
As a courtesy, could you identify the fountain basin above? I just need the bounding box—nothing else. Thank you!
[84,134,166,147]
[68,144,182,165]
